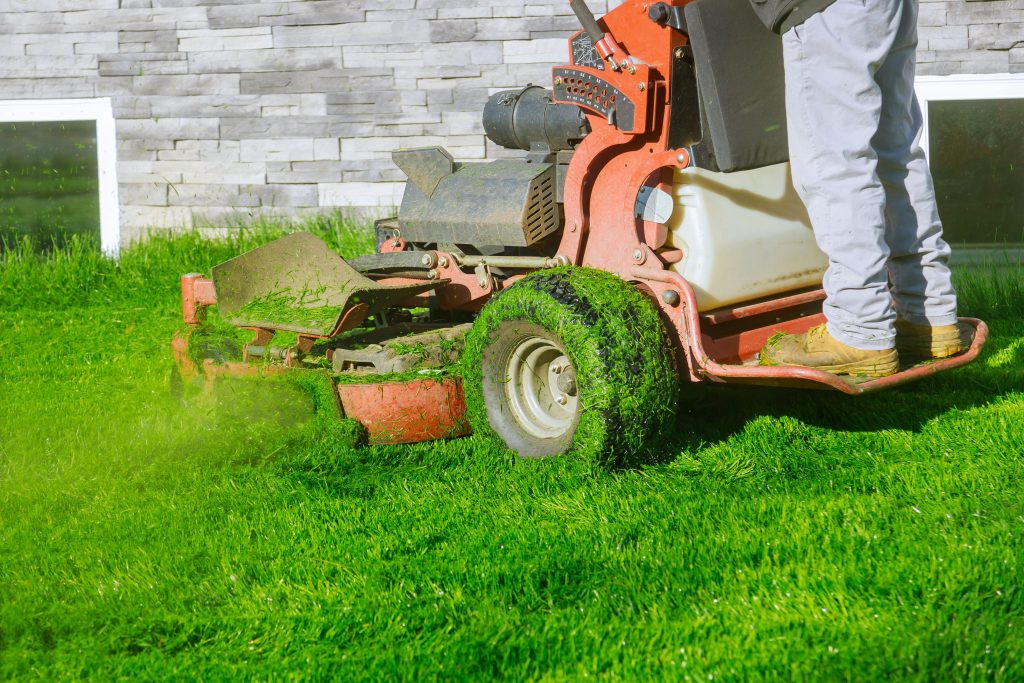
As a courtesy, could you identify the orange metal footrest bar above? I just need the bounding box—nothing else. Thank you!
[634,267,988,395]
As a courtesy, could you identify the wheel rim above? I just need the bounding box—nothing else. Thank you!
[504,335,578,439]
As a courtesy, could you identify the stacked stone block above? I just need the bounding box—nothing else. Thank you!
[917,0,1024,75]
[0,0,1015,240]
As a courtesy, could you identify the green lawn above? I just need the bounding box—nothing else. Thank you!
[1,220,1022,680]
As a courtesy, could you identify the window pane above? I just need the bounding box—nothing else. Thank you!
[929,99,1024,245]
[0,120,100,250]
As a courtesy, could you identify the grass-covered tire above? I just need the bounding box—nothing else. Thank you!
[461,267,678,466]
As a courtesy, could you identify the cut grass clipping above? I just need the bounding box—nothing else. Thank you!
[233,288,344,335]
[1,220,1023,680]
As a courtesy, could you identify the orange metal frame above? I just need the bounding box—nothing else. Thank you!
[541,0,987,391]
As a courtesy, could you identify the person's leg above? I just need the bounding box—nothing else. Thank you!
[782,0,905,351]
[873,0,958,328]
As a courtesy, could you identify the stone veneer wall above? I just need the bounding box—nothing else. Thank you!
[0,0,1020,241]
[918,0,1024,74]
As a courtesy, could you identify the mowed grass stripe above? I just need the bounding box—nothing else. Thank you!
[1,221,1022,680]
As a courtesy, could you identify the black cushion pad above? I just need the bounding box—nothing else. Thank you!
[683,0,789,172]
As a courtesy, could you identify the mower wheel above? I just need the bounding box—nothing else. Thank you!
[461,267,678,466]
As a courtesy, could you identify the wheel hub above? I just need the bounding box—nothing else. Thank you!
[504,336,578,439]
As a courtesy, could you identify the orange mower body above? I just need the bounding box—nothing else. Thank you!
[173,0,987,455]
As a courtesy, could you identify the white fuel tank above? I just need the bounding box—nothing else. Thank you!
[666,163,828,312]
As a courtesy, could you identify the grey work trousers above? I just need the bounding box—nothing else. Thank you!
[782,0,958,351]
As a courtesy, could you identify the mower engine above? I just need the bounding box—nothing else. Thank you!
[392,86,588,254]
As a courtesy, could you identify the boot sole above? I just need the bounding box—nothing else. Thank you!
[761,353,899,378]
[896,328,967,361]
[895,323,967,361]
[815,357,900,378]
[896,343,964,361]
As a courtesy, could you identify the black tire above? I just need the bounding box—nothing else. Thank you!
[461,267,678,466]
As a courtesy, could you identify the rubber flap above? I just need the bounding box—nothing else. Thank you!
[211,232,442,337]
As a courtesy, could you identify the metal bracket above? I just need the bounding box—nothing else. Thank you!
[287,335,318,367]
[242,328,276,362]
[648,2,687,32]
[474,263,493,290]
[180,274,217,326]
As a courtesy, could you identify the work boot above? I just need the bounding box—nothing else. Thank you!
[895,319,965,360]
[759,324,899,377]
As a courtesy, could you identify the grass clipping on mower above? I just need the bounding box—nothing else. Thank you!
[234,289,344,335]
[461,267,678,468]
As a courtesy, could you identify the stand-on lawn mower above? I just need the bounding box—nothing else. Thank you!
[173,0,987,463]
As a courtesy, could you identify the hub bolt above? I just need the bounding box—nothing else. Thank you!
[556,394,569,406]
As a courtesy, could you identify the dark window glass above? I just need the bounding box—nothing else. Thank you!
[930,99,1024,245]
[0,120,100,251]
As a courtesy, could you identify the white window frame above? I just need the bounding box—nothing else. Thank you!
[915,73,1024,161]
[0,98,120,256]
[915,74,1024,259]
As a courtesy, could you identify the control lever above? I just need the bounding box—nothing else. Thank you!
[569,0,605,44]
[568,0,626,71]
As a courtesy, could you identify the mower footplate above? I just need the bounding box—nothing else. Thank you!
[211,232,445,338]
[700,318,988,395]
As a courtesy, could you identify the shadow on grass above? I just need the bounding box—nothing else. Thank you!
[650,323,1024,466]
